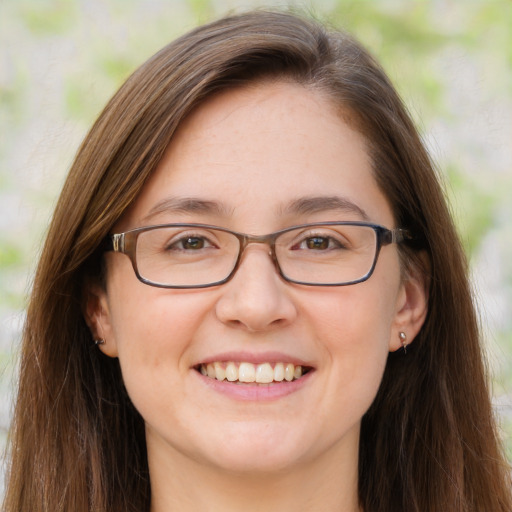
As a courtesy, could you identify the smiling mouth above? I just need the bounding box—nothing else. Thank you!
[196,362,311,384]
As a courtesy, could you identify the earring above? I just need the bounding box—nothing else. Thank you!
[399,331,407,354]
[94,338,105,346]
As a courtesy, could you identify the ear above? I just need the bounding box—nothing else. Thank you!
[389,264,429,352]
[84,284,119,358]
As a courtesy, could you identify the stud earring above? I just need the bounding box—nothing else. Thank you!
[94,338,105,346]
[399,331,407,354]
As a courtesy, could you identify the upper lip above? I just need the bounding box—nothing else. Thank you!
[193,351,314,368]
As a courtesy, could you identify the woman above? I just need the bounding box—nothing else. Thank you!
[3,10,511,512]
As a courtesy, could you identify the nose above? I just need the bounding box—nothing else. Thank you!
[215,245,297,332]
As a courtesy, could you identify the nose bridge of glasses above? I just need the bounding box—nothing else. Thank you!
[232,234,280,280]
[238,232,277,258]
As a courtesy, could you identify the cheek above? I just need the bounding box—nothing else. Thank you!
[106,289,217,425]
[304,279,398,351]
[104,263,216,393]
[301,277,399,411]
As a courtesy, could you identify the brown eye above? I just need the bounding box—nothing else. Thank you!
[305,237,330,250]
[182,237,205,250]
[290,233,344,252]
[167,236,213,251]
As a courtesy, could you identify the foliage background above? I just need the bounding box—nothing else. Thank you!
[1,0,511,476]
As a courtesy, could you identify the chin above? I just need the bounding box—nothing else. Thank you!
[194,423,317,475]
[209,449,304,476]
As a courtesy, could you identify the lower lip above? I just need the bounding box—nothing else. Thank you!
[195,370,314,401]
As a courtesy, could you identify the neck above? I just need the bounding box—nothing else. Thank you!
[148,436,361,512]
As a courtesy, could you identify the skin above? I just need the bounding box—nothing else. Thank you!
[88,81,427,512]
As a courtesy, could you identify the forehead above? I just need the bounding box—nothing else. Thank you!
[120,81,394,231]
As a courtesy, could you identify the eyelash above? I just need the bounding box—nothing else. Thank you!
[294,235,343,250]
[288,229,349,251]
[165,233,217,251]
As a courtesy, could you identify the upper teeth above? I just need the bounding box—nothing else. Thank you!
[199,362,303,383]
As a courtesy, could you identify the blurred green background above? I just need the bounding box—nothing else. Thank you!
[1,0,511,465]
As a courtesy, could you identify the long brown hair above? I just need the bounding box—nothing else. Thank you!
[4,10,511,512]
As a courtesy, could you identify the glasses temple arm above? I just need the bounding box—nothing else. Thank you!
[101,233,124,253]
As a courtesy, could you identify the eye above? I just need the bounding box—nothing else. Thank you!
[304,236,336,250]
[293,235,344,251]
[167,235,216,251]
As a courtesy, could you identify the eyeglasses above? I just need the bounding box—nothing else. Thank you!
[105,222,412,288]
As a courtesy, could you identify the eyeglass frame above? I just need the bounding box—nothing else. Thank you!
[104,221,413,289]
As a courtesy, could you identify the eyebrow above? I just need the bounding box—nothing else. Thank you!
[142,194,369,224]
[142,197,233,223]
[282,195,370,220]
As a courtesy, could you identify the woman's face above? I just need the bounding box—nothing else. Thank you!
[92,81,426,477]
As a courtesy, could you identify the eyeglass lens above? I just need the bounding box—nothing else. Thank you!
[133,224,378,287]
